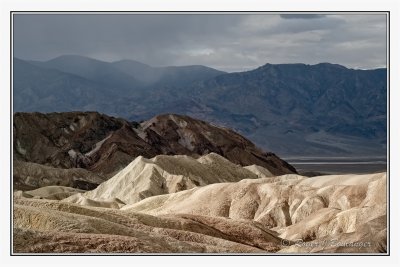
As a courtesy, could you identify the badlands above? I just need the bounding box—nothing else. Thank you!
[13,153,387,254]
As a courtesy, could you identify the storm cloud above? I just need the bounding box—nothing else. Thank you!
[13,13,387,72]
[279,14,326,19]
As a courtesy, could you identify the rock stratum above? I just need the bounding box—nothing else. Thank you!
[13,153,386,254]
[13,111,296,190]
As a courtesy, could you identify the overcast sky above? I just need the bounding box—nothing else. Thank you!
[13,13,387,72]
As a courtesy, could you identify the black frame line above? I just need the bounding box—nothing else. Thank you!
[9,10,391,257]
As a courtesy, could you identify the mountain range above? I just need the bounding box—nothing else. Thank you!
[13,55,387,157]
[12,55,388,254]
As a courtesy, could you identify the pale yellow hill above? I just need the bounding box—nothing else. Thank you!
[14,186,85,200]
[244,164,274,178]
[64,153,259,206]
[14,153,387,253]
[13,197,283,253]
[122,172,386,252]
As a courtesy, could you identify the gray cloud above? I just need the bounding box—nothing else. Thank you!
[13,13,387,72]
[280,14,326,19]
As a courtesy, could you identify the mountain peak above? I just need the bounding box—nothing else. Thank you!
[258,62,350,70]
[47,54,108,64]
[314,62,349,69]
[112,59,152,68]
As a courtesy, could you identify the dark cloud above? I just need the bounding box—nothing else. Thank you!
[259,15,345,35]
[280,14,326,19]
[13,13,387,72]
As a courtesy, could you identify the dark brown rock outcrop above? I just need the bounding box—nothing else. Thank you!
[141,114,296,175]
[13,111,296,189]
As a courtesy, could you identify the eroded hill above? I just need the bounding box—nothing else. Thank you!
[13,112,296,190]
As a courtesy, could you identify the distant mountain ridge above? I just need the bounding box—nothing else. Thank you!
[180,62,387,156]
[27,55,226,90]
[29,55,144,92]
[13,56,387,157]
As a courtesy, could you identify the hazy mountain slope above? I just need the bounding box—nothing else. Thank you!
[28,56,225,91]
[111,60,161,84]
[14,56,226,118]
[29,55,143,93]
[13,58,116,113]
[112,59,226,87]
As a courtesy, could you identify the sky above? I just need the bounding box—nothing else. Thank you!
[13,13,387,72]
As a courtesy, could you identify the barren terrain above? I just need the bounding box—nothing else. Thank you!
[13,153,386,254]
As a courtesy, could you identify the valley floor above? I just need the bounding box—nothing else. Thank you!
[285,157,387,175]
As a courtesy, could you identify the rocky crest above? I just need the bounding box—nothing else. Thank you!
[13,111,296,190]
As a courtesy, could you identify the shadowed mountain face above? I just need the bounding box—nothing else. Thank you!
[13,112,296,189]
[13,58,116,113]
[132,63,387,157]
[13,56,387,156]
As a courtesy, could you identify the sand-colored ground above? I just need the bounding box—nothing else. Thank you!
[63,153,262,205]
[14,198,284,253]
[13,160,106,190]
[14,186,85,200]
[13,154,387,253]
